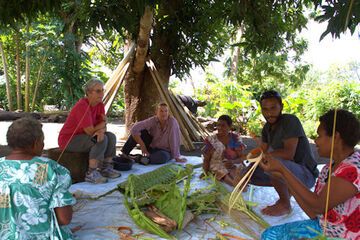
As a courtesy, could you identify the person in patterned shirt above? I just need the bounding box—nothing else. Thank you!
[260,109,360,240]
[0,117,75,239]
[202,115,246,186]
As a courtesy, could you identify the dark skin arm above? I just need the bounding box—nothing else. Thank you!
[54,205,73,225]
[261,137,298,160]
[260,155,358,218]
[202,148,214,173]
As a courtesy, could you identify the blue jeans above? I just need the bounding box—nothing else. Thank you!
[250,158,316,189]
[261,218,322,240]
[122,130,171,164]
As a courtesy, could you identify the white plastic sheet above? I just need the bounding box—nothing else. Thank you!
[69,157,323,240]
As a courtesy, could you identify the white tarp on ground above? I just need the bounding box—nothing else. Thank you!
[69,156,318,240]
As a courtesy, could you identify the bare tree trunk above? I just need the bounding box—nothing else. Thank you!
[230,27,243,77]
[15,31,22,110]
[0,40,13,111]
[31,54,46,111]
[24,21,30,112]
[124,5,172,137]
[124,6,154,136]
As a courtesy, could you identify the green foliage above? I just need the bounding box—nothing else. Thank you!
[196,73,263,135]
[313,0,360,39]
[0,15,93,110]
[196,62,360,139]
[224,24,310,97]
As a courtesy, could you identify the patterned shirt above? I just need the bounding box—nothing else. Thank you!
[314,151,360,239]
[0,156,75,240]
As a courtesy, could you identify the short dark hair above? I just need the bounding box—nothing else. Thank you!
[156,102,168,108]
[7,118,44,149]
[260,90,282,104]
[218,115,232,127]
[319,109,360,148]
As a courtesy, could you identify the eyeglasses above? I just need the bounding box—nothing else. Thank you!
[92,89,105,94]
[260,90,282,102]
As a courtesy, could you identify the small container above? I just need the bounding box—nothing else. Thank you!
[113,156,134,171]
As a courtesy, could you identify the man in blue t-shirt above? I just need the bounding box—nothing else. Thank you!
[251,90,319,216]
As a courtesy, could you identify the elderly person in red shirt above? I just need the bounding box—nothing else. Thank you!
[121,102,187,164]
[58,78,121,184]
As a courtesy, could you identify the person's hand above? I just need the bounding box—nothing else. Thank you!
[175,157,187,163]
[140,144,150,157]
[259,154,283,173]
[93,130,105,142]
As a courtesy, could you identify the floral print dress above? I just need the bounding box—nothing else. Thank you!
[315,151,360,239]
[0,156,75,240]
[203,132,245,180]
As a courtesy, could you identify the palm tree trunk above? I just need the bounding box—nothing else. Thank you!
[0,40,13,111]
[15,31,22,110]
[31,55,46,111]
[124,6,154,135]
[24,20,30,112]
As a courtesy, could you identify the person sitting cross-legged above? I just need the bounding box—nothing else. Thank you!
[121,102,187,164]
[202,114,246,186]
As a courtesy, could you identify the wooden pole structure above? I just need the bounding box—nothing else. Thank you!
[146,60,194,151]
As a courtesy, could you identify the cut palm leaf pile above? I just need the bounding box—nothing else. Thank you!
[124,164,193,239]
[119,164,190,196]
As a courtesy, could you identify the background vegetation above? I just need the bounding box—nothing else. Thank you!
[0,1,359,139]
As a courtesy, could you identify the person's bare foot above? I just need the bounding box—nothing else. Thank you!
[261,200,291,216]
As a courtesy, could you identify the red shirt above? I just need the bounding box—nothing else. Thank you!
[58,98,105,149]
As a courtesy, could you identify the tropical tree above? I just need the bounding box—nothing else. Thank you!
[0,0,358,132]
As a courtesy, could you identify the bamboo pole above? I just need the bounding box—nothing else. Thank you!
[0,40,13,111]
[168,92,201,141]
[146,60,194,151]
[103,61,129,105]
[104,43,135,94]
[171,91,210,139]
[104,62,130,115]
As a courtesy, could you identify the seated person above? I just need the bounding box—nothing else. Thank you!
[250,90,319,216]
[202,115,246,186]
[58,78,120,184]
[261,109,360,239]
[0,118,75,239]
[121,102,187,164]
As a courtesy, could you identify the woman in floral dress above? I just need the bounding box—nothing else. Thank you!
[260,109,360,240]
[202,115,246,186]
[0,118,75,239]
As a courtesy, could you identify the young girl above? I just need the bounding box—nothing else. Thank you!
[202,115,246,186]
[260,109,359,239]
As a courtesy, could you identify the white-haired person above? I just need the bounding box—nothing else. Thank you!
[58,78,120,184]
[0,118,75,239]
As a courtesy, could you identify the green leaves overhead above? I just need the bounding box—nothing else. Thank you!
[225,0,311,55]
[0,0,61,25]
[313,0,360,40]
